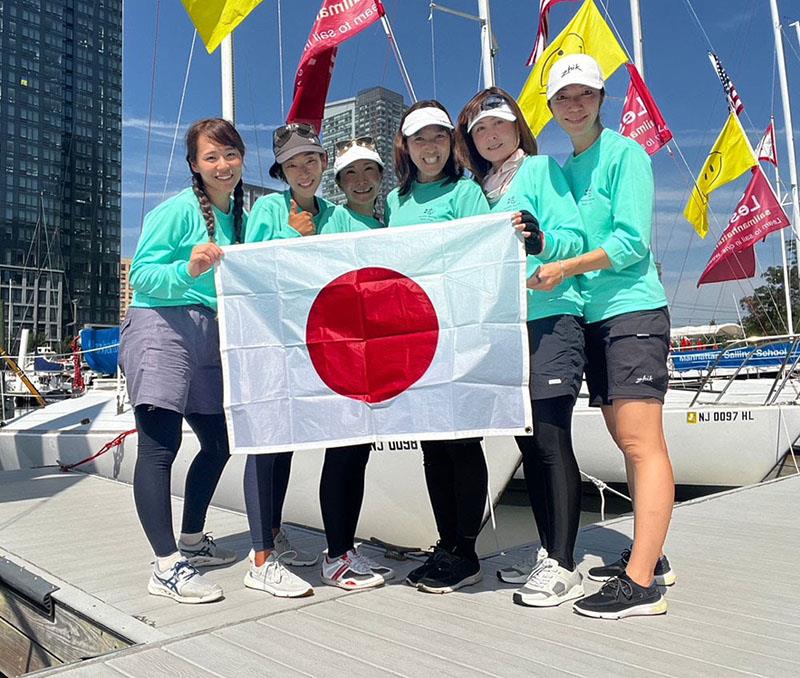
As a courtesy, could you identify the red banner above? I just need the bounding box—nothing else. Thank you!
[698,168,791,286]
[619,63,673,156]
[287,0,384,131]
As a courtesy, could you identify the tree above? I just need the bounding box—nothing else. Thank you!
[739,240,800,337]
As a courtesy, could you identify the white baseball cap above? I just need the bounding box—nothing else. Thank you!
[546,54,605,101]
[401,107,454,137]
[467,97,517,133]
[334,143,384,176]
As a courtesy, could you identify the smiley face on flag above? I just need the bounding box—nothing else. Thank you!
[215,214,532,454]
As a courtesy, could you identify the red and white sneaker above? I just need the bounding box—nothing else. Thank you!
[321,549,385,590]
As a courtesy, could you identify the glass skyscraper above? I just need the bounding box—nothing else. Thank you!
[0,0,122,348]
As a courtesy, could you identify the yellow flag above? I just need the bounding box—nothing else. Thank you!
[683,113,757,238]
[181,0,263,54]
[517,0,628,136]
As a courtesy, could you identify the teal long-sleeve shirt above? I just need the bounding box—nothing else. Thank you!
[488,155,585,321]
[129,188,244,312]
[384,177,490,226]
[561,129,667,323]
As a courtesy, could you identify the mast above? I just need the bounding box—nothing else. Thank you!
[221,35,235,124]
[628,0,644,73]
[477,0,496,87]
[769,0,800,291]
[771,115,795,334]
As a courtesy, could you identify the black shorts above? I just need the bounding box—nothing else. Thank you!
[528,314,585,401]
[584,307,670,407]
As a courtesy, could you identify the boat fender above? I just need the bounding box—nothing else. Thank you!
[0,556,59,616]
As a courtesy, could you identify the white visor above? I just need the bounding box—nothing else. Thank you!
[334,145,384,176]
[401,107,454,137]
[467,103,517,133]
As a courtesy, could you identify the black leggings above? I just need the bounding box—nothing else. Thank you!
[319,444,372,558]
[515,394,581,571]
[243,451,293,552]
[133,405,231,558]
[421,439,487,561]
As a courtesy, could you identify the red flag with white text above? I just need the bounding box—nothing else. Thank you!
[618,63,672,156]
[755,122,778,166]
[287,0,385,131]
[526,0,577,67]
[698,167,791,286]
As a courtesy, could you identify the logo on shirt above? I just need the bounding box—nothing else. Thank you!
[635,374,654,384]
[580,187,594,204]
[420,207,436,222]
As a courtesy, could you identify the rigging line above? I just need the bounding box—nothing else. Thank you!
[163,29,197,200]
[277,0,285,119]
[595,0,633,62]
[428,2,437,99]
[245,63,266,188]
[781,24,800,66]
[139,0,161,233]
[712,279,726,321]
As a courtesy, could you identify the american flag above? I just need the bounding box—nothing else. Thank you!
[708,52,744,116]
[526,0,577,67]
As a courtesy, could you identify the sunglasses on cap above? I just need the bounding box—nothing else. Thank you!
[273,123,320,149]
[480,94,510,111]
[335,136,377,154]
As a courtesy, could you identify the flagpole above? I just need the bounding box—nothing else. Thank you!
[221,35,235,124]
[769,0,800,291]
[771,120,794,333]
[379,14,417,103]
[628,0,644,74]
[477,0,496,87]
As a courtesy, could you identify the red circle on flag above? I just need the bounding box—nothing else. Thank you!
[306,267,439,404]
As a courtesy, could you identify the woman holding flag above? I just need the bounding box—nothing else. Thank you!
[120,118,245,604]
[532,54,675,619]
[456,87,587,609]
[385,101,491,594]
[334,136,386,228]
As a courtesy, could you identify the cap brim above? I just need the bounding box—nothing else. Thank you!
[274,143,325,164]
[467,108,517,133]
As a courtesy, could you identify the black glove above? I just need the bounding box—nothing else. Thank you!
[519,210,543,256]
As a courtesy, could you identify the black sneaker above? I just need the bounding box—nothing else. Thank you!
[573,573,667,619]
[405,544,450,586]
[588,548,676,586]
[416,551,482,594]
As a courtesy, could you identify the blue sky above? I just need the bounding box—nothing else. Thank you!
[122,0,800,326]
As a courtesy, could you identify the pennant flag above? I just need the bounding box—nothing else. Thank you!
[684,112,757,238]
[215,215,532,454]
[181,0,263,54]
[518,0,628,136]
[698,167,791,285]
[526,0,578,67]
[287,0,385,131]
[619,63,673,156]
[756,122,778,166]
[708,52,744,116]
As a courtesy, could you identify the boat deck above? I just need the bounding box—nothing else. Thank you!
[0,468,798,677]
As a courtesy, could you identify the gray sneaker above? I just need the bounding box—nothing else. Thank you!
[148,559,223,604]
[178,533,236,567]
[244,552,314,598]
[512,557,584,608]
[497,546,548,584]
[273,528,319,566]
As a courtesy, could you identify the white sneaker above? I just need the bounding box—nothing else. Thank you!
[273,528,319,566]
[244,552,313,598]
[497,546,548,584]
[178,533,236,567]
[512,557,584,608]
[148,559,223,604]
[321,549,385,590]
[352,546,395,581]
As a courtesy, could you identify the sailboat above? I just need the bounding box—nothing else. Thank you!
[2,1,800,554]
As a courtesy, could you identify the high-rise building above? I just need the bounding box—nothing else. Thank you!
[119,257,132,323]
[0,0,122,348]
[320,86,406,216]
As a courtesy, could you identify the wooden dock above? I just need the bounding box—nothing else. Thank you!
[0,467,798,677]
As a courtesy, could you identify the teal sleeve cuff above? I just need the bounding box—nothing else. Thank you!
[176,261,194,285]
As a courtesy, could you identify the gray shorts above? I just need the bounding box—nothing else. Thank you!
[119,305,224,415]
[585,307,670,407]
[528,314,585,401]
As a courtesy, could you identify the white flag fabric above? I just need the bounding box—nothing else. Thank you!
[755,122,778,166]
[215,213,532,454]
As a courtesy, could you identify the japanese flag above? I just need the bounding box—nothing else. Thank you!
[215,213,532,454]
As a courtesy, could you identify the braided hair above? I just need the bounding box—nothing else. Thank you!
[186,118,246,243]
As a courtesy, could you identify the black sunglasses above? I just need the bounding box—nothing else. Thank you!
[273,123,320,149]
[480,94,510,111]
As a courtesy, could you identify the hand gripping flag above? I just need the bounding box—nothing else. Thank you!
[518,0,628,136]
[619,63,673,156]
[526,0,578,67]
[287,0,385,131]
[684,112,757,239]
[181,0,262,54]
[215,214,532,454]
[698,167,790,285]
[755,122,778,166]
[708,52,744,116]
